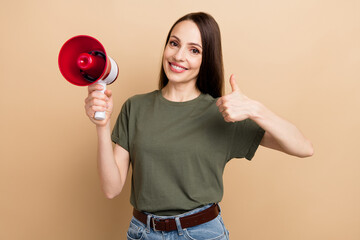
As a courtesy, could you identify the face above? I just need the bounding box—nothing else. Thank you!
[162,20,203,85]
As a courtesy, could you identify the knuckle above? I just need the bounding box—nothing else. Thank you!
[225,110,232,118]
[90,91,99,98]
[222,102,229,109]
[91,98,98,105]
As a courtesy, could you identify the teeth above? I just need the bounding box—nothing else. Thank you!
[171,64,186,70]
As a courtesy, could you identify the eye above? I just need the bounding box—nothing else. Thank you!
[191,48,200,54]
[169,41,178,47]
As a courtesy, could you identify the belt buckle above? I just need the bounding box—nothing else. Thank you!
[152,218,159,232]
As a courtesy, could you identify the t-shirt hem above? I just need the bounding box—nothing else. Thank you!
[245,127,265,161]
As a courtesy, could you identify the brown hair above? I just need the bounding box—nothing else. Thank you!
[158,12,224,98]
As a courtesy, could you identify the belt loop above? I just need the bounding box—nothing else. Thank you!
[146,214,152,233]
[175,217,184,236]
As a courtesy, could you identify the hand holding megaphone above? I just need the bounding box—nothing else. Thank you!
[84,83,113,126]
[58,35,119,121]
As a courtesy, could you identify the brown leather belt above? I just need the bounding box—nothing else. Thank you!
[133,203,220,232]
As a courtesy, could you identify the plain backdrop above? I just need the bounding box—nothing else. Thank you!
[1,0,359,239]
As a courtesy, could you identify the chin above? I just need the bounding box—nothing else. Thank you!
[167,75,194,84]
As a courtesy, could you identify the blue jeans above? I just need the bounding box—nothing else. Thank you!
[126,203,230,240]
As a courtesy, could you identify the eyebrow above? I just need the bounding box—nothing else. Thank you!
[170,35,203,49]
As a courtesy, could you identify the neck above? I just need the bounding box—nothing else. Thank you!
[161,82,201,102]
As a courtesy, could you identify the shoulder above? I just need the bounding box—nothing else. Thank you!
[120,90,158,113]
[202,92,217,102]
[123,90,158,106]
[197,93,228,124]
[202,93,223,113]
[126,90,158,103]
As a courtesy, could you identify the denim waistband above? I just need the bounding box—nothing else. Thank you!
[143,203,219,220]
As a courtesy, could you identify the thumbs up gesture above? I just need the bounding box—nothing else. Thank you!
[216,74,256,122]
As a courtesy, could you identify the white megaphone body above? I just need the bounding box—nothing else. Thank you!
[58,35,118,120]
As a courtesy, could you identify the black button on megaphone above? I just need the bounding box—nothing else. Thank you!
[58,35,118,120]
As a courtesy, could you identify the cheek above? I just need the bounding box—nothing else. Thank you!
[163,46,173,60]
[190,57,202,70]
[162,50,173,68]
[162,51,170,68]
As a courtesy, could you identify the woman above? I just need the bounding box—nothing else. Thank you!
[85,12,313,240]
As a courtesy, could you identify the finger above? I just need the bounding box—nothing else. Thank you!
[229,74,240,93]
[85,94,107,106]
[86,103,108,118]
[218,105,224,113]
[96,91,109,100]
[104,89,112,98]
[90,105,107,113]
[221,110,233,122]
[224,116,235,123]
[216,98,223,106]
[221,111,228,118]
[91,91,109,101]
[87,98,108,108]
[218,103,228,113]
[88,83,105,94]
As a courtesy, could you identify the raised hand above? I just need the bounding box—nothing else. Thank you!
[216,74,256,122]
[84,83,113,126]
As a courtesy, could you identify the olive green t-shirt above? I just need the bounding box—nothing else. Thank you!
[111,90,265,215]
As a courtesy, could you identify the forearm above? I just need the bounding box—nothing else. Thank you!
[96,122,123,198]
[250,101,314,157]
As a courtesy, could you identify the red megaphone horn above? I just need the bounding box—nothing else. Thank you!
[58,35,119,120]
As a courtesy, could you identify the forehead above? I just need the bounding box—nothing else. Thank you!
[170,20,202,45]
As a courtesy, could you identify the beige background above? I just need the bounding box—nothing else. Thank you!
[1,0,359,239]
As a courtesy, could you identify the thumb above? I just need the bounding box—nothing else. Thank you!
[230,74,240,93]
[104,89,112,98]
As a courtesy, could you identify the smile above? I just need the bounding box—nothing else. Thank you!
[169,62,188,73]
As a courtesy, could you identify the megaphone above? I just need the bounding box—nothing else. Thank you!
[58,35,119,120]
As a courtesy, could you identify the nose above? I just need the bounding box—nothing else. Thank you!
[174,47,186,61]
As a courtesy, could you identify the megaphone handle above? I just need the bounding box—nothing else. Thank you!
[94,80,107,121]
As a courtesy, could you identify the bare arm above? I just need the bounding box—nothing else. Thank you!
[85,84,130,199]
[217,74,314,158]
[253,102,314,158]
[96,123,130,199]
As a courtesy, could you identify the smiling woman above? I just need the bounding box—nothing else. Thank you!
[84,11,313,240]
[159,12,224,100]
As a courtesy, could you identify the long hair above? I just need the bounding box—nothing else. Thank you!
[158,12,224,98]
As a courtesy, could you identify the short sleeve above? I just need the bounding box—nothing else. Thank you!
[229,118,265,161]
[111,100,130,152]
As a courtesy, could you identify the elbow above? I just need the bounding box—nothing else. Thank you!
[299,140,314,158]
[105,193,118,199]
[104,188,123,199]
[102,179,126,199]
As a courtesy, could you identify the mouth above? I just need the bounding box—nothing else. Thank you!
[169,62,188,73]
